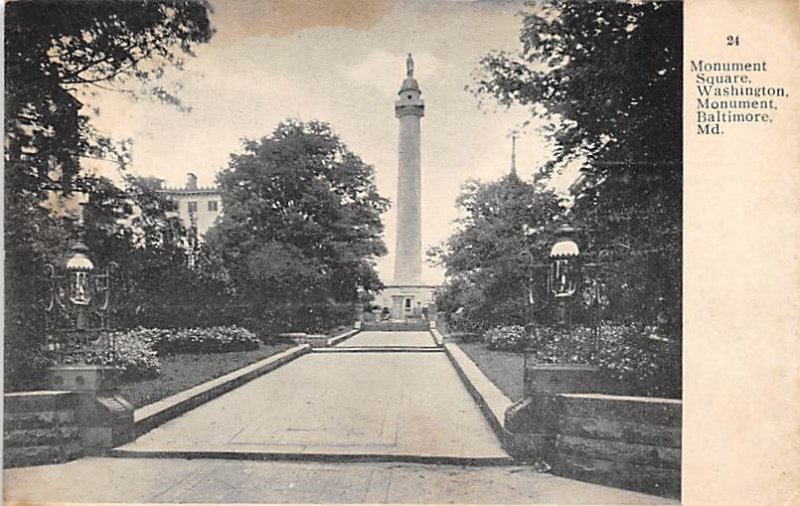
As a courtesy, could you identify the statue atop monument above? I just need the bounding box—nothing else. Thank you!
[406,53,414,78]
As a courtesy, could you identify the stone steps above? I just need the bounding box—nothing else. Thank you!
[360,321,431,331]
[313,346,441,353]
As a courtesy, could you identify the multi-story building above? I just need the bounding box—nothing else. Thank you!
[158,173,223,241]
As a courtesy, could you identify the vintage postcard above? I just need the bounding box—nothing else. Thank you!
[3,0,798,504]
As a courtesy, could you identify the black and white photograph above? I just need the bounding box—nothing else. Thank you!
[3,0,797,504]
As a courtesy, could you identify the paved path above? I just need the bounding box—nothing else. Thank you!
[6,331,676,503]
[4,457,678,504]
[115,332,507,462]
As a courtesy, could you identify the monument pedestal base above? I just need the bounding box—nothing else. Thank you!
[373,284,437,321]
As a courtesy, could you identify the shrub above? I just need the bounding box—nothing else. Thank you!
[116,302,356,340]
[152,326,260,354]
[246,303,356,336]
[530,324,681,398]
[484,325,530,351]
[4,306,53,392]
[83,330,161,381]
[4,343,53,392]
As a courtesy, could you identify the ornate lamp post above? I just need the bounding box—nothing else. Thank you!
[44,204,117,359]
[42,202,133,450]
[548,223,581,325]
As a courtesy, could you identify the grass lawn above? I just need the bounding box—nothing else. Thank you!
[455,340,526,402]
[117,343,295,408]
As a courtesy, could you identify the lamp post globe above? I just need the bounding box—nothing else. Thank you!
[65,239,97,332]
[548,223,580,324]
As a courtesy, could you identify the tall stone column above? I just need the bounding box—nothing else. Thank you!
[393,54,425,285]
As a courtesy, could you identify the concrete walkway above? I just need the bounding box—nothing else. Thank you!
[5,331,676,503]
[4,457,678,504]
[114,332,507,462]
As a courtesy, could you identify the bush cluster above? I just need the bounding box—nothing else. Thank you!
[153,325,260,354]
[79,331,162,381]
[532,324,681,398]
[4,344,54,391]
[55,325,260,382]
[117,302,355,339]
[7,298,355,390]
[484,325,529,351]
[482,323,681,398]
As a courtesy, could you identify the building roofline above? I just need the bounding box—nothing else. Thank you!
[157,187,221,196]
[381,284,439,289]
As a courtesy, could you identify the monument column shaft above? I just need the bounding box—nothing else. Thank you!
[394,113,422,284]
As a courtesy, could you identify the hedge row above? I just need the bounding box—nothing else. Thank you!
[115,302,356,338]
[152,326,260,354]
[53,325,261,381]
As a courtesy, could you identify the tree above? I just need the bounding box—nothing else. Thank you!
[4,1,213,389]
[5,0,213,196]
[208,120,389,303]
[472,1,682,333]
[430,173,563,331]
[83,176,210,320]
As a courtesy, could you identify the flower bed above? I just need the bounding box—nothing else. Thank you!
[460,324,681,399]
[62,326,261,382]
[150,326,260,354]
[117,302,356,339]
[528,325,681,398]
[85,331,161,381]
[484,325,528,351]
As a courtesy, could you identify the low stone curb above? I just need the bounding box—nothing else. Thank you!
[442,343,515,450]
[132,344,311,437]
[326,328,360,346]
[429,328,445,347]
[108,448,512,467]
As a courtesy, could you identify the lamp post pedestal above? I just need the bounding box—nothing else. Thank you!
[47,365,134,452]
[556,300,567,326]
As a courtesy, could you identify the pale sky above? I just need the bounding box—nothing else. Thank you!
[86,0,572,284]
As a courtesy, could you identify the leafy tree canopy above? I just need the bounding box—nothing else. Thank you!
[208,120,389,303]
[430,173,563,330]
[5,0,213,197]
[4,1,213,389]
[472,1,681,167]
[471,1,682,331]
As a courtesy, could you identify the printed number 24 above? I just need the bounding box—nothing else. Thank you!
[727,35,740,46]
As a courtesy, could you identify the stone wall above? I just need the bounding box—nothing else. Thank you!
[552,394,681,498]
[504,364,681,498]
[4,391,83,468]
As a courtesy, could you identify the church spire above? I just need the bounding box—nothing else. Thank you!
[509,132,518,178]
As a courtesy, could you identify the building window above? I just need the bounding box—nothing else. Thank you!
[187,201,198,213]
[208,200,218,212]
[405,298,411,309]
